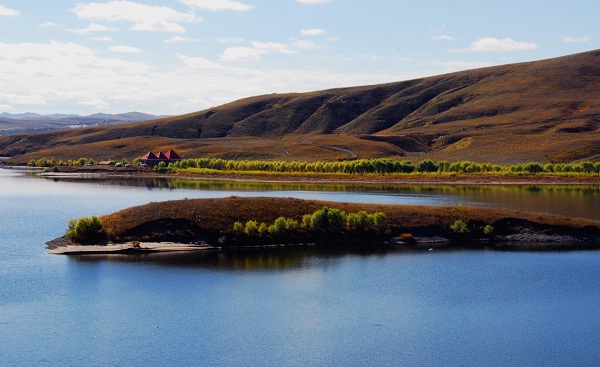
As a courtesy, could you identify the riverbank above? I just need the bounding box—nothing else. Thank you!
[32,168,600,186]
[47,197,600,254]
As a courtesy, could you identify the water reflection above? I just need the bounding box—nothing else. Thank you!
[68,246,400,271]
[35,174,600,220]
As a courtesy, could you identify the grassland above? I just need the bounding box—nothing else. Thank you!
[3,49,600,165]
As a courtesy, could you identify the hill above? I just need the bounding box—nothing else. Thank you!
[2,50,600,164]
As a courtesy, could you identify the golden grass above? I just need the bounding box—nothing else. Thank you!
[3,50,600,165]
[98,197,600,245]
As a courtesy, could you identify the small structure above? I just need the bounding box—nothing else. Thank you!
[98,160,114,166]
[140,149,181,167]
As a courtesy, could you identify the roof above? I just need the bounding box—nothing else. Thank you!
[164,149,181,160]
[98,161,113,165]
[156,152,168,160]
[141,151,158,160]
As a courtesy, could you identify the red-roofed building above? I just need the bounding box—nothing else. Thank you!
[164,149,181,160]
[140,149,181,166]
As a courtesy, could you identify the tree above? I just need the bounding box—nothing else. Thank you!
[450,220,470,234]
[415,159,438,173]
[66,216,106,244]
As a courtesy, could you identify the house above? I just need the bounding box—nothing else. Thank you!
[140,149,182,166]
[98,160,114,166]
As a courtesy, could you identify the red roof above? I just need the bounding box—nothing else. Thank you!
[156,152,168,160]
[164,149,181,160]
[141,151,158,160]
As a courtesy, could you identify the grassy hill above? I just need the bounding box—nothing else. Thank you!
[2,50,600,164]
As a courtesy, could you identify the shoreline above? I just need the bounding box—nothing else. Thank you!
[31,169,600,186]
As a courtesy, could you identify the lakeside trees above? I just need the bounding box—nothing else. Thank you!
[169,157,600,176]
[233,206,387,239]
[27,155,600,176]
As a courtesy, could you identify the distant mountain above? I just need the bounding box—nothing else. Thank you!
[0,112,168,136]
[0,112,42,119]
[1,50,600,164]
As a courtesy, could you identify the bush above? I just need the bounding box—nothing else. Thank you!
[450,220,470,234]
[66,216,106,244]
[483,224,494,236]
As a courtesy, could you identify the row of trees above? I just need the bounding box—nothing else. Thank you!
[233,206,387,238]
[170,157,600,175]
[27,155,600,175]
[28,157,130,167]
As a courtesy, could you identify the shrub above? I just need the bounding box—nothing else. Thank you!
[483,224,494,236]
[232,221,244,233]
[450,220,470,234]
[244,220,259,236]
[66,216,106,244]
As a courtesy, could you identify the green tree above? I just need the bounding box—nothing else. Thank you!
[66,216,105,244]
[450,220,470,234]
[244,220,259,236]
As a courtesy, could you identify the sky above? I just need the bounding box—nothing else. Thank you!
[0,0,598,116]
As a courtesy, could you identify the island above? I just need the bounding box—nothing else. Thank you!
[46,196,600,254]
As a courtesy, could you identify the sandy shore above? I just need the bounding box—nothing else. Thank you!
[48,242,213,255]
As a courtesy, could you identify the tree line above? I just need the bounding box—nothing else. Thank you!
[232,206,387,238]
[170,157,600,175]
[28,155,600,175]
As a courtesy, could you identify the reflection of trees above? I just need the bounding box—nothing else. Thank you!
[68,246,396,271]
[38,175,600,199]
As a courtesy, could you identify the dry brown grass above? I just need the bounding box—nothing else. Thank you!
[99,197,600,245]
[3,49,600,165]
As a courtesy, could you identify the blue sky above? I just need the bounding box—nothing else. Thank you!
[0,0,597,115]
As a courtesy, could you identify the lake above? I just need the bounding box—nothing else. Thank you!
[1,168,600,366]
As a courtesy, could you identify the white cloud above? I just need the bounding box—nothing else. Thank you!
[177,53,223,69]
[0,4,19,16]
[296,0,330,4]
[39,22,60,28]
[293,39,323,50]
[72,1,197,33]
[110,45,143,54]
[457,37,538,52]
[429,60,495,72]
[67,23,115,34]
[180,0,254,11]
[0,41,153,110]
[433,34,457,41]
[220,46,261,62]
[94,36,113,42]
[164,36,204,44]
[561,35,590,43]
[221,41,296,62]
[252,41,296,54]
[301,28,326,36]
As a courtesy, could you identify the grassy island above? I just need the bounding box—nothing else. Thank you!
[47,197,600,254]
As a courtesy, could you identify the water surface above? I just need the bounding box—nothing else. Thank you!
[1,169,600,367]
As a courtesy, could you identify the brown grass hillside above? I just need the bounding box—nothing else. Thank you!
[3,50,600,164]
[98,197,600,247]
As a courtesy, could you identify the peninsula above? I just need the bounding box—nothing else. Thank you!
[47,197,600,254]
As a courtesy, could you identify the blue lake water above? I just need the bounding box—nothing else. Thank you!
[1,168,600,366]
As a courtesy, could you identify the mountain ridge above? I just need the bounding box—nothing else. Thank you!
[1,49,600,164]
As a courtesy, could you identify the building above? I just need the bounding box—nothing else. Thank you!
[140,149,181,166]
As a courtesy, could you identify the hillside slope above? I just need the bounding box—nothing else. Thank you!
[2,50,600,164]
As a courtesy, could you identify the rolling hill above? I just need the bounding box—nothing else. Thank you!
[1,49,600,165]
